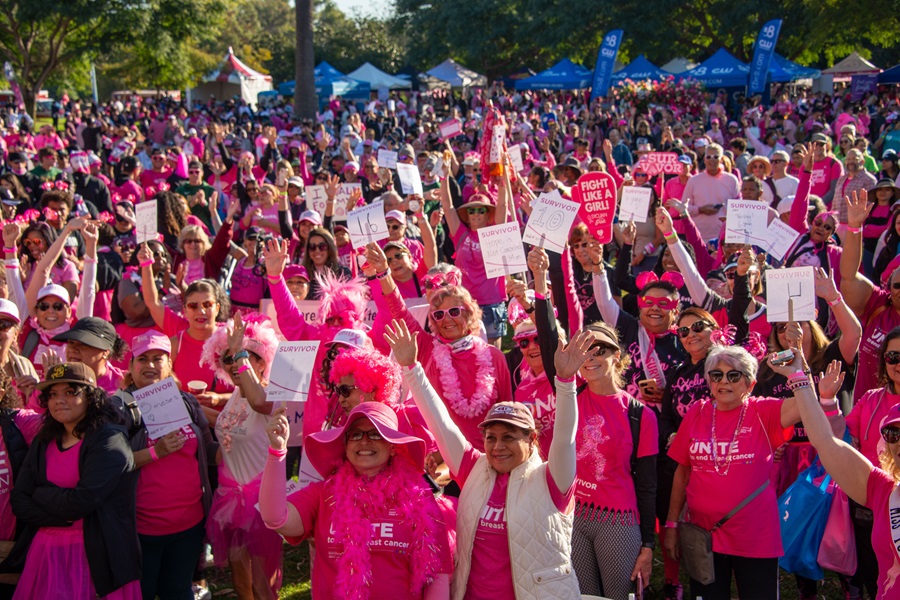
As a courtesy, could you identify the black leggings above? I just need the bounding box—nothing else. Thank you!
[689,553,779,600]
[139,520,206,600]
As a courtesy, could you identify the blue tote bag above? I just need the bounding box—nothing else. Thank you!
[777,460,834,580]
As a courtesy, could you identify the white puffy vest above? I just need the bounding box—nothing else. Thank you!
[453,450,580,600]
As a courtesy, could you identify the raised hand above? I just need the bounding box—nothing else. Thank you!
[262,238,289,279]
[554,329,595,380]
[528,246,549,274]
[2,222,21,249]
[736,246,755,277]
[655,207,674,237]
[227,311,245,355]
[817,359,845,400]
[136,243,153,267]
[364,242,388,274]
[266,407,290,450]
[845,189,873,228]
[813,267,840,302]
[621,220,637,245]
[384,319,418,367]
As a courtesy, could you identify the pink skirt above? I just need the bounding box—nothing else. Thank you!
[206,466,282,593]
[14,526,141,600]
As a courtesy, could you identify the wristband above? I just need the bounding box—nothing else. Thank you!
[824,409,840,418]
[827,294,843,307]
[665,520,679,529]
[556,375,576,383]
[2,247,14,253]
[846,226,861,234]
[268,446,288,458]
[140,259,154,267]
[376,270,390,280]
[266,274,282,284]
[84,257,97,264]
[787,371,809,382]
[524,305,535,314]
[4,260,17,269]
[664,233,679,244]
[232,350,250,361]
[148,446,159,461]
[366,274,377,281]
[236,364,251,375]
[533,292,547,300]
[788,380,811,391]
[643,243,656,255]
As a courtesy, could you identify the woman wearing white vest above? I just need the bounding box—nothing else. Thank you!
[385,318,592,600]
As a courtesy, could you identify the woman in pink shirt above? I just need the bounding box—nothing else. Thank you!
[665,345,802,599]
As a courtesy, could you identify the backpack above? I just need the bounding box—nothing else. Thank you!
[576,385,644,476]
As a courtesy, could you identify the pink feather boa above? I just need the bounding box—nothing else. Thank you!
[328,460,446,599]
[199,313,280,383]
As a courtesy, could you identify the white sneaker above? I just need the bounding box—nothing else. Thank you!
[192,584,212,600]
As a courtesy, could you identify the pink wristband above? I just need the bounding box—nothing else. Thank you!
[3,247,15,253]
[827,294,842,307]
[665,520,679,529]
[846,226,861,234]
[824,409,840,417]
[140,259,154,268]
[268,446,287,458]
[148,446,159,461]
[787,371,809,382]
[266,275,281,284]
[557,375,576,383]
[236,364,251,375]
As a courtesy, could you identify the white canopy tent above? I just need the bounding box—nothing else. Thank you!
[346,62,411,92]
[660,57,697,74]
[190,47,273,108]
[424,59,488,88]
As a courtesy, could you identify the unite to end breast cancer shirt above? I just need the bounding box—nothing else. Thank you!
[574,390,658,513]
[455,446,574,600]
[866,468,900,599]
[285,479,454,600]
[669,397,788,558]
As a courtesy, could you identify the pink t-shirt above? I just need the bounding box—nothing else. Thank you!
[452,227,505,305]
[46,439,84,529]
[514,368,556,460]
[846,388,899,464]
[0,411,42,540]
[109,180,143,203]
[183,258,205,287]
[866,467,900,599]
[683,170,741,241]
[139,169,173,190]
[456,446,574,600]
[810,156,844,201]
[137,424,204,535]
[574,390,658,512]
[856,289,900,401]
[96,363,125,395]
[663,177,688,202]
[668,397,788,558]
[285,477,453,600]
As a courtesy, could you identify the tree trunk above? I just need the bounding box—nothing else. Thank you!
[295,0,317,121]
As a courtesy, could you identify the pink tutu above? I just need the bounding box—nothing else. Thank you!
[14,526,141,600]
[206,465,282,592]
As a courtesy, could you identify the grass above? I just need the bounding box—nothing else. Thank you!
[204,540,848,599]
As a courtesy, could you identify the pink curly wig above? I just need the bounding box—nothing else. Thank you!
[200,313,280,382]
[328,348,401,406]
[316,270,369,327]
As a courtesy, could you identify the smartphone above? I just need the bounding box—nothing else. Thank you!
[638,379,658,395]
[409,200,421,213]
[276,168,286,187]
[770,349,795,366]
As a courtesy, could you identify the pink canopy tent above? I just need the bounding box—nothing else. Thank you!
[190,47,273,107]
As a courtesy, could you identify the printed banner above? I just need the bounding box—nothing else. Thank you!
[590,29,623,101]
[748,19,782,96]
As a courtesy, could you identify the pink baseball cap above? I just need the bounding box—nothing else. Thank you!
[131,330,172,357]
[385,210,405,222]
[283,264,309,281]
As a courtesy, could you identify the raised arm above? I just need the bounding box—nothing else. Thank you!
[25,217,86,312]
[841,189,875,317]
[76,222,98,319]
[815,267,861,363]
[589,244,621,325]
[387,320,467,475]
[262,239,312,341]
[439,163,461,237]
[413,197,438,270]
[547,331,591,493]
[789,146,813,233]
[260,407,304,536]
[3,222,27,318]
[530,247,560,386]
[227,311,271,415]
[657,208,714,307]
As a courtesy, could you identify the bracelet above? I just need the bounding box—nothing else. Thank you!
[366,274,377,281]
[664,233,679,244]
[788,380,811,391]
[266,274,281,284]
[148,446,159,461]
[643,243,656,255]
[557,375,575,383]
[827,294,843,307]
[232,350,250,361]
[236,364,251,375]
[268,446,288,458]
[4,261,17,269]
[376,270,390,280]
[787,371,809,383]
[84,257,97,264]
[139,259,154,267]
[665,520,679,529]
[846,226,861,234]
[591,261,601,266]
[824,409,840,417]
[2,247,14,253]
[524,305,535,314]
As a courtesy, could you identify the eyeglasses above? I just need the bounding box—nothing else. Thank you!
[388,224,403,231]
[708,369,746,383]
[308,242,328,252]
[588,343,616,357]
[515,335,539,349]
[882,426,900,444]
[183,239,201,245]
[188,169,201,174]
[23,239,44,248]
[571,242,590,250]
[634,173,648,178]
[37,301,66,312]
[771,159,786,164]
[751,164,766,170]
[813,220,834,232]
[186,300,217,311]
[467,207,488,215]
[346,429,383,442]
[385,253,406,264]
[0,320,16,331]
[812,141,825,147]
[432,306,464,321]
[637,296,678,310]
[885,351,900,365]
[677,321,712,338]
[115,241,136,252]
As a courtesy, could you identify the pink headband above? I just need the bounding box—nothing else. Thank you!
[636,270,684,291]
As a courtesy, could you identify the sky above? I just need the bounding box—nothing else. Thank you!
[331,0,393,18]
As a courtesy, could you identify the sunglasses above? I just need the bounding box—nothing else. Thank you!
[637,296,678,310]
[37,301,66,312]
[571,242,591,250]
[677,321,712,338]
[771,159,786,164]
[812,141,826,147]
[515,335,539,349]
[183,239,201,245]
[0,320,15,332]
[186,300,217,311]
[115,241,136,252]
[775,323,792,334]
[882,426,900,444]
[708,369,746,383]
[346,429,384,442]
[634,173,648,178]
[813,220,834,232]
[188,169,202,174]
[432,306,464,321]
[388,224,403,231]
[588,342,616,357]
[423,278,450,291]
[885,351,900,365]
[308,242,329,252]
[334,383,357,398]
[23,239,45,248]
[467,207,488,215]
[386,253,406,264]
[245,187,259,192]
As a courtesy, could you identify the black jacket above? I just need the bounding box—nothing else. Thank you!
[1,424,140,596]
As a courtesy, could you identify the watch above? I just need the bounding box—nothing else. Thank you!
[232,350,250,361]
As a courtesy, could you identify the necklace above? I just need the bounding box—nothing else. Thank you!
[431,339,496,418]
[710,399,748,476]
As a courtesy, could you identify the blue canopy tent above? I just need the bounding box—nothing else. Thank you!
[277,62,371,100]
[515,59,592,90]
[879,64,900,84]
[679,48,750,87]
[768,54,821,82]
[610,55,673,83]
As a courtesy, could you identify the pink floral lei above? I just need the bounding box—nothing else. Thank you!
[432,338,497,419]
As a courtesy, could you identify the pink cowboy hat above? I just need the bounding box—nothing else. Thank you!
[304,402,426,476]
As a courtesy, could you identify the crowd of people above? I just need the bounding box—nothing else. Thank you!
[0,81,897,600]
